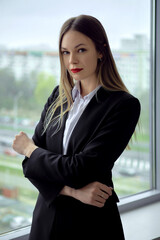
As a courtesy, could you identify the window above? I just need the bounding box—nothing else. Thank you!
[0,0,158,238]
[112,33,150,197]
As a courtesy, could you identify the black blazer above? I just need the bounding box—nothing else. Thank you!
[23,86,140,240]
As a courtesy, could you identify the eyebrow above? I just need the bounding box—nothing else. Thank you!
[61,43,86,50]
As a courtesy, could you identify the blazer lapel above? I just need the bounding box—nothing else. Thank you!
[46,104,68,154]
[66,87,112,154]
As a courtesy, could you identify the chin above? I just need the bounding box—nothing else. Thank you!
[73,76,81,81]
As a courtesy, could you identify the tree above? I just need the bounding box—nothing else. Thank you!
[0,68,19,109]
[34,72,57,107]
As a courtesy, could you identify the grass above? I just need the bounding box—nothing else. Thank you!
[0,154,37,205]
[0,153,22,163]
[0,165,22,176]
[0,154,23,176]
[18,188,38,206]
[0,156,38,206]
[113,175,150,197]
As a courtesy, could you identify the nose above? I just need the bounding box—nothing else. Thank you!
[69,53,78,64]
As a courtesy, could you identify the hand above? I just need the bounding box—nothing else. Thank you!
[74,181,112,208]
[60,182,112,208]
[60,182,113,208]
[12,131,38,157]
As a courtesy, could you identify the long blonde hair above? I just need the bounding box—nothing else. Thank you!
[42,15,129,134]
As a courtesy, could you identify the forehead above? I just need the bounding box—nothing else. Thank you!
[61,30,94,49]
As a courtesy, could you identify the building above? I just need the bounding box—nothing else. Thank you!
[113,34,150,96]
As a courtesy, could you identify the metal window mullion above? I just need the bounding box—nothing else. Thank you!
[150,0,156,189]
[155,0,160,191]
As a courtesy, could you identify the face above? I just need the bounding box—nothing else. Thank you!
[61,30,102,84]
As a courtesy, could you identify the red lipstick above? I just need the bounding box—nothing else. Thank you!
[71,68,83,73]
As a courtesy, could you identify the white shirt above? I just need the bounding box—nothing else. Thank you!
[63,81,101,154]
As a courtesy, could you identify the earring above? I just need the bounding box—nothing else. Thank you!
[99,58,103,62]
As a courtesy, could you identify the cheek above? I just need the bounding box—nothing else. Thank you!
[85,55,98,71]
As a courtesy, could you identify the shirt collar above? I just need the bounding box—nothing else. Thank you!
[72,81,101,101]
[72,81,81,100]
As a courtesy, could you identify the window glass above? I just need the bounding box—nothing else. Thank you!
[0,0,151,234]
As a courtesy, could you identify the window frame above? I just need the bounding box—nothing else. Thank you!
[118,0,160,213]
[0,0,159,239]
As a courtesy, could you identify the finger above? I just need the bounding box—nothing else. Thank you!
[92,200,105,208]
[16,131,22,136]
[12,140,17,150]
[97,190,110,200]
[12,140,15,149]
[99,184,113,196]
[95,194,108,203]
[14,132,22,139]
[19,131,27,136]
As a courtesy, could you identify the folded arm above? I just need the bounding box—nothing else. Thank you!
[12,96,140,206]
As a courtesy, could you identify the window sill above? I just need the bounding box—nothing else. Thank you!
[118,189,160,213]
[0,226,30,240]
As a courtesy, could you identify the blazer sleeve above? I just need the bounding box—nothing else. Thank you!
[23,95,140,206]
[31,85,59,148]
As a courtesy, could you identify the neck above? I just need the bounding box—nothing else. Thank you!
[80,79,99,97]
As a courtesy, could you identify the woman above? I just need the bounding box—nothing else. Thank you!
[12,15,140,239]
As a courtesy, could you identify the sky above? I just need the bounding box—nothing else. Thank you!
[0,0,150,50]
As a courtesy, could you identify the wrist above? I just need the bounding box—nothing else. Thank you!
[70,188,76,198]
[25,144,38,158]
[61,186,77,199]
[72,188,79,200]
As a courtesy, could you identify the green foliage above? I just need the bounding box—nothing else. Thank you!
[34,72,57,107]
[0,68,57,113]
[0,68,36,111]
[0,68,19,109]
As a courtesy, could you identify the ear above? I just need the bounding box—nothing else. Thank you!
[98,52,103,59]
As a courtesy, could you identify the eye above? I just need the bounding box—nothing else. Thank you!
[78,48,86,53]
[62,51,69,55]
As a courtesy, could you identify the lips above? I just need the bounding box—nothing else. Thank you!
[71,68,83,73]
